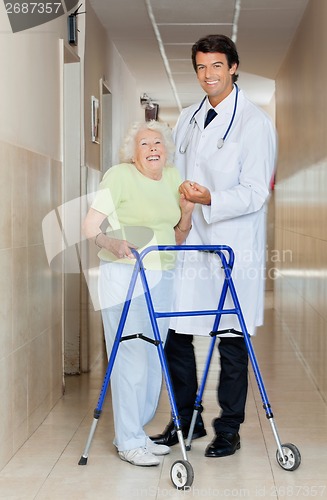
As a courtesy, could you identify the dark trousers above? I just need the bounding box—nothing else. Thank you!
[165,329,248,434]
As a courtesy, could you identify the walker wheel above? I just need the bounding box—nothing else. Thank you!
[170,460,194,490]
[276,443,301,471]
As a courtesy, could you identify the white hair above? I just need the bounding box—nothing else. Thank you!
[120,120,175,165]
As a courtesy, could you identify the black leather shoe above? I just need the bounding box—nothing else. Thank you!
[205,432,240,458]
[150,419,207,447]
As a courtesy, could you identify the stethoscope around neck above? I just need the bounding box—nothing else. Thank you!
[179,83,239,154]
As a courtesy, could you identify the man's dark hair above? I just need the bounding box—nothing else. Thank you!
[191,34,239,83]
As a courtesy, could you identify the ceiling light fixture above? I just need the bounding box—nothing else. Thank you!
[145,0,182,113]
[232,0,241,43]
[140,93,150,107]
[140,93,159,120]
[140,93,156,109]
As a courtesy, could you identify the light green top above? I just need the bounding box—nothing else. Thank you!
[91,163,182,270]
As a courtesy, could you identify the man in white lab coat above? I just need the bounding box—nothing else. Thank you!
[151,34,277,457]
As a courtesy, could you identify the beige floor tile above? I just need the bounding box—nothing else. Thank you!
[1,291,327,499]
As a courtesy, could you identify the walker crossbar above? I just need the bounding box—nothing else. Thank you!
[210,328,243,336]
[120,333,161,346]
[79,244,299,473]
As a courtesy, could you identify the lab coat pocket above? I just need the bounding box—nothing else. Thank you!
[206,142,240,174]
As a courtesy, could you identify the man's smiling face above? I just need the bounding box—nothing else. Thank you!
[195,51,238,107]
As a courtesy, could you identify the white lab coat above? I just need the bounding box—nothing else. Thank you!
[171,86,277,336]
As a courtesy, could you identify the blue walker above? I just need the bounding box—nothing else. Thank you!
[79,245,301,489]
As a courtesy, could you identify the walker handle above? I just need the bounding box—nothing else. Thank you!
[131,244,235,270]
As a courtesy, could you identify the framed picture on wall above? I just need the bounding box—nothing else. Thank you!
[91,96,99,143]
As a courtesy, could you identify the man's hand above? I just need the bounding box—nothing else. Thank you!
[179,180,211,206]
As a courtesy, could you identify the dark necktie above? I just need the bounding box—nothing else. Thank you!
[204,108,217,128]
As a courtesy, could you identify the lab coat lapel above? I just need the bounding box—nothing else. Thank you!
[193,97,207,131]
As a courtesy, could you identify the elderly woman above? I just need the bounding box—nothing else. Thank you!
[83,120,194,467]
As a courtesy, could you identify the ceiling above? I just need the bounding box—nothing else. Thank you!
[89,0,309,124]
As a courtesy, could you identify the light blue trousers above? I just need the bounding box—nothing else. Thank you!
[99,261,174,451]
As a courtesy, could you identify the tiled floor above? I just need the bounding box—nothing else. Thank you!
[1,292,327,499]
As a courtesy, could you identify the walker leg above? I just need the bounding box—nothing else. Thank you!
[78,260,141,465]
[223,263,301,471]
[185,274,229,450]
[185,336,216,448]
[185,410,199,450]
[176,429,188,461]
[78,413,100,465]
[135,257,191,464]
[269,417,286,463]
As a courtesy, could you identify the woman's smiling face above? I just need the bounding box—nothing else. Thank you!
[133,129,167,180]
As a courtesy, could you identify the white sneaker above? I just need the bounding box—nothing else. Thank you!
[146,437,170,456]
[118,447,160,466]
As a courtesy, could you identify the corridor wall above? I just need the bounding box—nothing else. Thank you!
[0,0,142,470]
[275,0,327,402]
